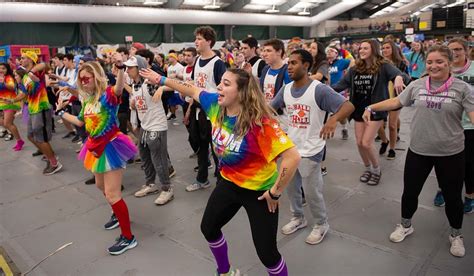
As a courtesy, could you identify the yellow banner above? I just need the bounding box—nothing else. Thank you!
[20,48,41,55]
[419,21,428,30]
[0,49,5,56]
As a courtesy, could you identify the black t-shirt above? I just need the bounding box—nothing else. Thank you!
[352,73,375,119]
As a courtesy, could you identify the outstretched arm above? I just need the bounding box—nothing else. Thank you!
[140,68,202,102]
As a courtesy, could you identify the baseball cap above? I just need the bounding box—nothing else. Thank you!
[22,51,38,64]
[131,42,145,50]
[124,55,148,71]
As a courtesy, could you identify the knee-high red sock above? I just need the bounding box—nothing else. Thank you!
[111,199,133,240]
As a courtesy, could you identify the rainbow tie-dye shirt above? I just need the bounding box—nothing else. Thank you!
[199,91,294,191]
[78,86,119,138]
[0,75,21,111]
[21,70,51,114]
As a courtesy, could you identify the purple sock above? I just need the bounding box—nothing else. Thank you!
[208,234,230,274]
[267,258,288,276]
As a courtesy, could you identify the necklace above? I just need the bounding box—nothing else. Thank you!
[452,59,470,75]
[424,76,454,110]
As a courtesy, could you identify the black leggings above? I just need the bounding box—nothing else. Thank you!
[200,178,281,268]
[402,149,464,229]
[464,130,474,194]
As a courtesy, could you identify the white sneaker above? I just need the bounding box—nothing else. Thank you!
[449,235,465,257]
[389,224,414,243]
[134,184,159,198]
[215,267,241,276]
[306,223,329,245]
[281,217,307,235]
[185,180,211,192]
[154,188,174,205]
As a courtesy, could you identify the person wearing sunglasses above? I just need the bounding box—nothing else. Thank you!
[59,53,138,255]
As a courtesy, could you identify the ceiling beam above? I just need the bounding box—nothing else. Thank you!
[278,0,300,13]
[164,0,183,9]
[223,0,251,11]
[368,0,396,15]
[311,0,343,16]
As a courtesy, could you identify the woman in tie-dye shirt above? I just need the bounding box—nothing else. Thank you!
[141,68,301,276]
[60,56,138,256]
[0,63,24,151]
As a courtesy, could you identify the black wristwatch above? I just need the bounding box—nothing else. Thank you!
[268,189,281,200]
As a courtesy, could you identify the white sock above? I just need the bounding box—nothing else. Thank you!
[371,165,381,175]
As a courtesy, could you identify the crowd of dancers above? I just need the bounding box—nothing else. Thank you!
[1,26,473,275]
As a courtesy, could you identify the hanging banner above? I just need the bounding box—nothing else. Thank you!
[20,47,42,55]
[96,44,119,58]
[0,45,11,63]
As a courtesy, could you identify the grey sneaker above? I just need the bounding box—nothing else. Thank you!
[134,184,160,197]
[449,235,465,257]
[154,188,174,205]
[185,180,211,192]
[389,224,414,243]
[43,161,63,175]
[306,224,329,244]
[281,217,307,235]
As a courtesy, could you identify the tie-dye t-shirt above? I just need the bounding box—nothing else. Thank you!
[0,75,21,110]
[78,86,120,138]
[21,70,50,114]
[199,91,294,191]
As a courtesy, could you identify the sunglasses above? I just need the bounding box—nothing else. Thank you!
[79,76,93,84]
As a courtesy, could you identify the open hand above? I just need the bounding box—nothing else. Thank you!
[258,191,279,213]
[139,68,161,85]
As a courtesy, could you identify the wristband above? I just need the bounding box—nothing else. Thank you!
[268,189,281,200]
[115,64,126,70]
[365,106,375,114]
[160,76,167,86]
[58,110,66,118]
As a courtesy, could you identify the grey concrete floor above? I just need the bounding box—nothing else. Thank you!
[0,107,473,276]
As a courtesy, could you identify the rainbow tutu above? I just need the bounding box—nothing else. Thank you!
[78,132,137,173]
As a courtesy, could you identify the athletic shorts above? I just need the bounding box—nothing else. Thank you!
[28,109,53,143]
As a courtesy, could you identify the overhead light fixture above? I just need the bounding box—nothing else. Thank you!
[203,0,220,9]
[298,7,310,15]
[265,4,279,13]
[144,0,163,5]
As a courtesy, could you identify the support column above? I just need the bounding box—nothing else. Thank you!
[224,25,233,41]
[79,23,91,46]
[269,26,277,38]
[303,26,311,39]
[164,24,173,43]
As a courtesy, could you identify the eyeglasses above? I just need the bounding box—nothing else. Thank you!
[79,76,93,84]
